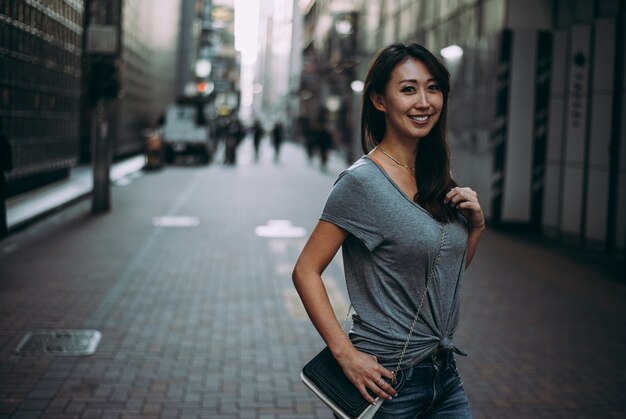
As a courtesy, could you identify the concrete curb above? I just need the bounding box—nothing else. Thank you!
[6,155,146,235]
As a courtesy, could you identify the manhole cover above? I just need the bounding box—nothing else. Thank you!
[15,330,101,356]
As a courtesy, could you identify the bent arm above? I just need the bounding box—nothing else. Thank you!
[292,220,397,402]
[292,220,353,359]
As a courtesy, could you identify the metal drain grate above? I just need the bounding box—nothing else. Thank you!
[15,329,101,356]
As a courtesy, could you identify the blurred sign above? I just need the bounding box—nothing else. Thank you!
[87,25,118,54]
[213,80,233,92]
[561,24,591,235]
[567,31,590,132]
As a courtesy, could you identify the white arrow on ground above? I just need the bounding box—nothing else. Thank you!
[152,216,200,227]
[254,219,307,238]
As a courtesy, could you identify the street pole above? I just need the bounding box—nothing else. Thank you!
[92,98,110,213]
[85,0,121,214]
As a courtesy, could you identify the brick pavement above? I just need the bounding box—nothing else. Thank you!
[0,139,625,418]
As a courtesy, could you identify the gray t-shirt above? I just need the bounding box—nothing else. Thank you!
[321,156,468,369]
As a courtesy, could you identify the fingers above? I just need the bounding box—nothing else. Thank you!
[373,373,397,397]
[341,351,398,404]
[444,187,477,208]
[444,187,486,229]
[358,366,397,404]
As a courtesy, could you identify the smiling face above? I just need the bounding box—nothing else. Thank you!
[370,58,444,142]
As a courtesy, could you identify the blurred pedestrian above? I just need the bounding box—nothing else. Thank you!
[0,117,13,238]
[225,117,244,165]
[315,127,333,170]
[252,119,263,161]
[292,43,485,418]
[298,118,315,162]
[271,121,284,163]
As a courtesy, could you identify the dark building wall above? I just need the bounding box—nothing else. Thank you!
[1,0,84,195]
[80,0,182,160]
[115,0,153,157]
[175,0,198,99]
[116,0,181,157]
[79,0,181,162]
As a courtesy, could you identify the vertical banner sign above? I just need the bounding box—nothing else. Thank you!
[561,25,591,236]
[568,39,589,133]
[490,30,512,226]
[530,31,553,228]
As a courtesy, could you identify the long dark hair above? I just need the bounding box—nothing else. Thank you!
[361,43,457,223]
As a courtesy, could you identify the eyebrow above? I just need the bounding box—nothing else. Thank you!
[398,78,438,84]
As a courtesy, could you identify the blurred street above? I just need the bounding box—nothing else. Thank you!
[1,139,625,419]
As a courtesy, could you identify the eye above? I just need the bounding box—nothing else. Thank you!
[401,85,416,93]
[428,83,440,92]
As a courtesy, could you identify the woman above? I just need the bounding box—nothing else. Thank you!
[292,43,485,418]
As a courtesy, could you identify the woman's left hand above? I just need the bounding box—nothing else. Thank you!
[444,187,485,231]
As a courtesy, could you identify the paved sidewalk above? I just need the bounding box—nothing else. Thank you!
[0,139,625,418]
[6,156,146,232]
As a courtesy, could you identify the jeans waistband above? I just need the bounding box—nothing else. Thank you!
[397,350,454,382]
[420,348,453,366]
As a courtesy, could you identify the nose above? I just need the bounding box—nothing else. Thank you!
[415,88,429,109]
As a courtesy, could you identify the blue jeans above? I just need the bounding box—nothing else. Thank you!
[374,351,472,418]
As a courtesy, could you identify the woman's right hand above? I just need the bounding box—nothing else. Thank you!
[336,347,398,404]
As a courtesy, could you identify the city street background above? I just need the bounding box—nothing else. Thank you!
[1,140,625,418]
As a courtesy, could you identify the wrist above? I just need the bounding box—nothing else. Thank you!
[329,338,356,362]
[470,221,485,232]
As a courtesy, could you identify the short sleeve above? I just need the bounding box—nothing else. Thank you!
[320,170,384,251]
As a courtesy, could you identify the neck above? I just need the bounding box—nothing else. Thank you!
[377,139,418,167]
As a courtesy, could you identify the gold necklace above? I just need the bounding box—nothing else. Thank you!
[375,146,415,177]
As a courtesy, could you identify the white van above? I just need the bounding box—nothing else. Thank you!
[163,105,213,164]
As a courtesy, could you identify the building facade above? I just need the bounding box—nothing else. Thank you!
[81,0,182,160]
[299,0,361,161]
[300,0,625,255]
[200,0,240,120]
[1,0,183,195]
[174,0,241,123]
[253,0,299,129]
[175,0,200,99]
[117,0,182,155]
[1,0,84,194]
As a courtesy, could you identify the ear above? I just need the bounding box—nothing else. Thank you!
[369,92,386,112]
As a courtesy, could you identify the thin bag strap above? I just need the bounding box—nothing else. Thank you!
[393,223,446,377]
